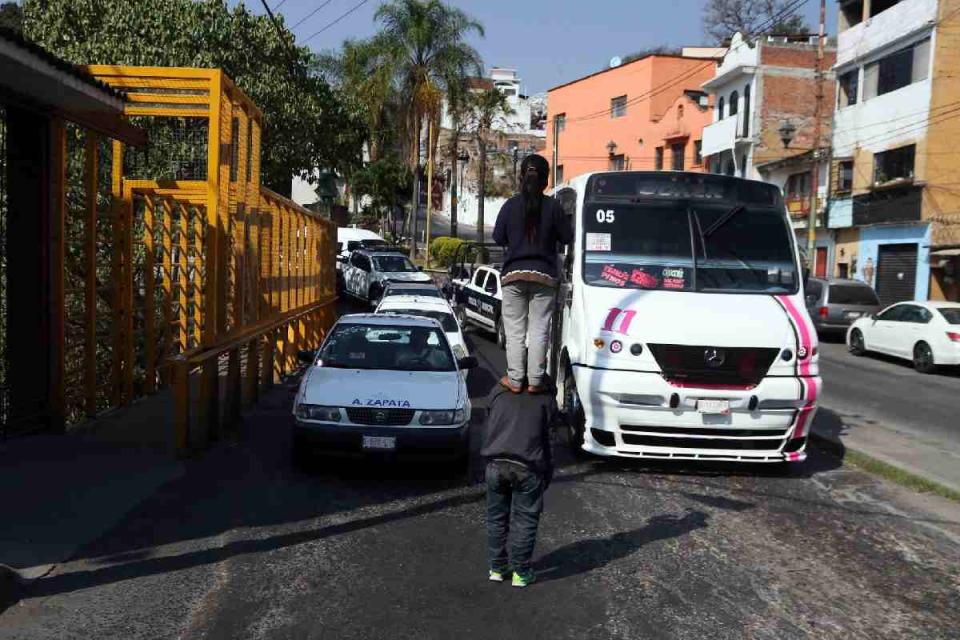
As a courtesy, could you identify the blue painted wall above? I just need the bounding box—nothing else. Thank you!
[828,198,853,229]
[856,223,931,301]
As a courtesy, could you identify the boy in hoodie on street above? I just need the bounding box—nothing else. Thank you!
[481,382,557,588]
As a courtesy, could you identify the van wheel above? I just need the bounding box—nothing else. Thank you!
[848,329,865,356]
[913,341,936,374]
[496,316,506,349]
[561,368,587,456]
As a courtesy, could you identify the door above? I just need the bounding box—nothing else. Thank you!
[464,269,489,324]
[482,270,501,326]
[875,243,918,307]
[815,247,828,278]
[346,253,370,298]
[892,304,932,358]
[869,303,905,353]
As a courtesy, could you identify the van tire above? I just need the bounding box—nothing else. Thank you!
[561,367,587,457]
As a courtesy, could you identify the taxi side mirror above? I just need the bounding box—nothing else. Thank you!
[297,349,317,364]
[457,356,479,370]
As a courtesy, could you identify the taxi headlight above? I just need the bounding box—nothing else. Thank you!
[296,404,342,422]
[419,408,466,425]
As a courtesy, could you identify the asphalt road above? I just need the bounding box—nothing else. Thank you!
[817,338,960,445]
[2,310,960,639]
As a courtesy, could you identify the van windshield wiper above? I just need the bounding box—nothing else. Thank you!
[702,204,745,238]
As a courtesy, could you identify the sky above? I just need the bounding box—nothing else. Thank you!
[247,0,839,95]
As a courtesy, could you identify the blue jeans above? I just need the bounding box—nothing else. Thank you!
[486,460,544,576]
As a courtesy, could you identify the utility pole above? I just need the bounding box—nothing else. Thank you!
[806,0,826,276]
[450,134,459,239]
[551,116,559,188]
[425,120,434,268]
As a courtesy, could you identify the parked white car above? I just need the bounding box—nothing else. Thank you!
[847,301,960,373]
[376,295,469,365]
[292,314,477,462]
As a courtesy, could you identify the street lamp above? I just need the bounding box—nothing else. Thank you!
[606,140,618,156]
[778,120,796,149]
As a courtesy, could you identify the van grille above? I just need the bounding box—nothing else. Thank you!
[648,344,779,387]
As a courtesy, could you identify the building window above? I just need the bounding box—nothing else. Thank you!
[863,39,930,100]
[874,144,915,184]
[556,164,564,183]
[786,171,812,198]
[555,113,566,133]
[742,84,751,137]
[841,0,864,29]
[718,96,725,119]
[610,154,625,171]
[229,116,240,182]
[836,160,854,192]
[694,140,703,165]
[729,90,739,116]
[245,119,253,182]
[655,146,664,170]
[611,96,627,119]
[671,142,685,171]
[870,0,901,18]
[838,69,859,107]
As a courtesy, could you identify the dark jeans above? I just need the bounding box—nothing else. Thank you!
[486,460,545,576]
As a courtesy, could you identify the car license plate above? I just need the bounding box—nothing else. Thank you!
[362,436,396,450]
[697,399,730,415]
[844,311,862,319]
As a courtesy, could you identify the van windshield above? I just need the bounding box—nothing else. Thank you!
[581,201,798,294]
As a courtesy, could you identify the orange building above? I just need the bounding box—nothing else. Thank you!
[544,54,719,186]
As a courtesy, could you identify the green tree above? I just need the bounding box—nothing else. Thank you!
[464,87,512,244]
[0,2,21,32]
[351,155,412,233]
[372,0,484,257]
[22,0,365,195]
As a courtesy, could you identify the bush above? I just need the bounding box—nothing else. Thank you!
[429,236,467,267]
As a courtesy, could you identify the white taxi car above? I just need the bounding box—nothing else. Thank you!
[375,295,469,364]
[292,314,477,462]
[847,300,960,373]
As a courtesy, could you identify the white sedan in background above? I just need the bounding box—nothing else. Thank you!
[376,295,468,357]
[847,300,960,373]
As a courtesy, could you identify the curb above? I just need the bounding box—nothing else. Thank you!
[809,432,960,502]
[0,563,24,611]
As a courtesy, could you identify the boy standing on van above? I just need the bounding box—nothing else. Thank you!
[481,382,557,587]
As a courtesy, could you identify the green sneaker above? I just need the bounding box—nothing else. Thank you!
[512,571,536,588]
[489,569,506,583]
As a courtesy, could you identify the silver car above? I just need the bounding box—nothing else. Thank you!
[805,278,882,336]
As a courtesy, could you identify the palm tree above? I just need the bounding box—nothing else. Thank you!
[373,0,484,257]
[466,87,512,244]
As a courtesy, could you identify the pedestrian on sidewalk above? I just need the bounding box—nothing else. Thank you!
[481,380,557,588]
[493,154,573,394]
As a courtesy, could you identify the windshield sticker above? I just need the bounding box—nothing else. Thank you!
[661,267,686,290]
[630,269,659,289]
[586,232,612,252]
[600,264,629,287]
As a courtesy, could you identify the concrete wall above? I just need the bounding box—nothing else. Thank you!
[832,79,932,157]
[836,0,938,68]
[829,197,854,228]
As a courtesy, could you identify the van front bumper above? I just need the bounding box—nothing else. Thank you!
[293,420,469,460]
[572,366,818,463]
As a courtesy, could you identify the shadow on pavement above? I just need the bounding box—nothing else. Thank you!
[536,510,710,582]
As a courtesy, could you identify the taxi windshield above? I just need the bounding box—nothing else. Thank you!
[319,324,454,372]
[381,309,458,332]
[373,255,417,273]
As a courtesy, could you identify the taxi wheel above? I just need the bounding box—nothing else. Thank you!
[848,329,865,356]
[496,317,506,349]
[913,342,937,374]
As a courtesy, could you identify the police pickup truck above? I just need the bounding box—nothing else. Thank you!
[293,314,477,463]
[340,246,433,307]
[447,242,506,347]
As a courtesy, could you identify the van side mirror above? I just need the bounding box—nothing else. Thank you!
[297,349,317,364]
[457,356,479,370]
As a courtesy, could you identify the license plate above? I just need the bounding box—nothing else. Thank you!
[844,311,862,319]
[697,399,731,415]
[362,436,396,450]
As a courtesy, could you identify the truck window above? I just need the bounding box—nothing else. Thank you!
[473,269,487,288]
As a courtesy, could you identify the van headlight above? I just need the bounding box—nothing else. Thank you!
[296,404,342,422]
[419,408,466,425]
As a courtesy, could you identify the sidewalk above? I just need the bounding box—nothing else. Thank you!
[811,406,960,496]
[0,395,185,582]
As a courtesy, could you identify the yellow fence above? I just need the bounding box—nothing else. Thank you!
[81,66,337,451]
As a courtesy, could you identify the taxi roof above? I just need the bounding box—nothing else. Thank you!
[378,296,452,311]
[337,313,441,328]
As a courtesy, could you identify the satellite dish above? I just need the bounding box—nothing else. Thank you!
[609,56,622,68]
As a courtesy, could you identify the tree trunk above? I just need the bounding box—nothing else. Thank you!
[477,137,486,244]
[449,133,459,238]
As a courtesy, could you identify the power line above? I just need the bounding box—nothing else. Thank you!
[291,0,337,31]
[260,0,300,72]
[302,0,373,43]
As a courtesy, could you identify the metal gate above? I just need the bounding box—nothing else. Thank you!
[876,243,918,306]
